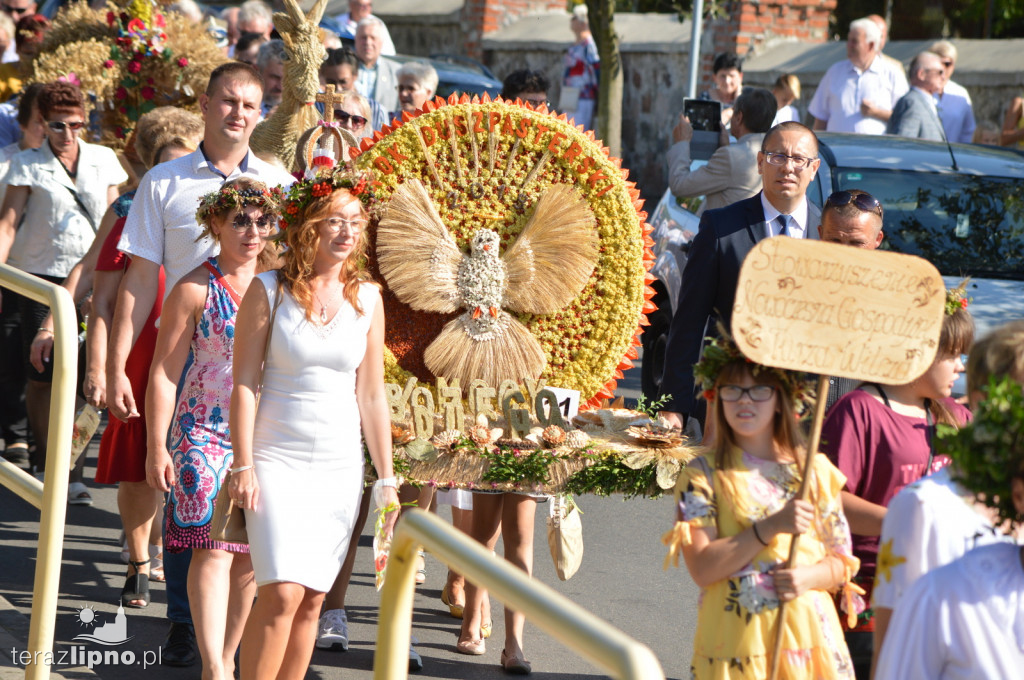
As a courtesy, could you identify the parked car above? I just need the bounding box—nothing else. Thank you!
[643,133,1024,399]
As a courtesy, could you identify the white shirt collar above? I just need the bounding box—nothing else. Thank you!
[760,192,809,239]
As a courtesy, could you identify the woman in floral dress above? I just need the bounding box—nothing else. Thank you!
[663,337,863,679]
[146,177,281,680]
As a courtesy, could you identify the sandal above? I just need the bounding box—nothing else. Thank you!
[149,545,165,582]
[441,584,465,619]
[415,549,426,585]
[121,559,150,609]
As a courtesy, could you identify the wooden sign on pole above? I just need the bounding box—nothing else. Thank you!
[729,237,946,680]
[732,236,946,384]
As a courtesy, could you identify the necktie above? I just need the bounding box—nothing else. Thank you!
[777,213,791,237]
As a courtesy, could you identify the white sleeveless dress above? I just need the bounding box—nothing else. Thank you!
[244,271,378,592]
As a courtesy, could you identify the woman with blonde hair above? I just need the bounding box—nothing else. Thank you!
[229,164,398,680]
[772,74,801,125]
[147,176,282,680]
[664,334,861,678]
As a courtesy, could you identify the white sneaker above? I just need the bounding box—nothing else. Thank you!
[315,609,348,651]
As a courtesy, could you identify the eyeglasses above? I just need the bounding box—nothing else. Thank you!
[333,110,367,128]
[826,190,883,217]
[521,97,548,107]
[231,213,273,234]
[718,384,776,402]
[319,217,366,234]
[763,151,816,170]
[47,120,86,133]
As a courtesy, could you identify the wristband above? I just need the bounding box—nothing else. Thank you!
[752,521,769,546]
[37,327,54,334]
[230,465,254,474]
[374,476,398,488]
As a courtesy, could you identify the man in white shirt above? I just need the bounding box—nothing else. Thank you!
[667,87,776,214]
[354,16,399,114]
[108,61,293,423]
[335,0,396,56]
[930,40,976,144]
[809,18,908,135]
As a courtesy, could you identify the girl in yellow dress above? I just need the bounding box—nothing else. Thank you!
[663,337,864,679]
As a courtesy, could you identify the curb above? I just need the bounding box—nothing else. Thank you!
[0,592,99,680]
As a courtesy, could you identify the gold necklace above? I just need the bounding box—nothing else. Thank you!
[312,281,343,323]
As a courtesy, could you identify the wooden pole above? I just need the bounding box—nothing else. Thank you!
[767,374,830,680]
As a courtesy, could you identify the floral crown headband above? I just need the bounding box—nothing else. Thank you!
[940,375,1024,526]
[196,183,284,227]
[945,279,971,316]
[279,164,378,232]
[692,327,816,414]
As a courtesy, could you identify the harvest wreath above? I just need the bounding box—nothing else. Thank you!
[348,95,684,495]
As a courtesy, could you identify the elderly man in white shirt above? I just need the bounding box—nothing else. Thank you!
[809,17,908,135]
[335,0,396,55]
[929,40,976,144]
[354,16,399,114]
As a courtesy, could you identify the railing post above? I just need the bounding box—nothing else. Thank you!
[0,266,77,680]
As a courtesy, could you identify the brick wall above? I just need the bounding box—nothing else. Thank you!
[461,0,565,60]
[702,0,836,90]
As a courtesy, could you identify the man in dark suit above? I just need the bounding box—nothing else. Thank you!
[659,121,823,429]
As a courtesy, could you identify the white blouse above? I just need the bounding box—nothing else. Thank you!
[3,139,126,277]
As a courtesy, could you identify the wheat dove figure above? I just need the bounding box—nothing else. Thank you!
[377,179,599,386]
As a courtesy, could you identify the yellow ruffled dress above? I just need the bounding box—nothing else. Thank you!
[663,449,863,680]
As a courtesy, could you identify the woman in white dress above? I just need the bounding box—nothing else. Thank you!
[228,165,399,680]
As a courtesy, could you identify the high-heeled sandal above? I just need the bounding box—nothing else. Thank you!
[121,559,150,609]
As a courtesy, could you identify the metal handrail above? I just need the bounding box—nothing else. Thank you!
[374,509,666,680]
[0,263,78,680]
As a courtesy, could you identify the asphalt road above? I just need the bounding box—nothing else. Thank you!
[0,360,701,680]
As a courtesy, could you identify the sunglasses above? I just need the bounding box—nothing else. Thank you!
[333,110,367,128]
[47,120,86,133]
[718,384,776,402]
[826,190,883,217]
[941,60,954,68]
[231,213,273,234]
[2,4,32,15]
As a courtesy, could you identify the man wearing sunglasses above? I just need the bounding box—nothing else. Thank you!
[887,51,947,142]
[659,121,821,432]
[0,0,32,62]
[107,61,294,669]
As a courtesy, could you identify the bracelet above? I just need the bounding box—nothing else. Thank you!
[374,476,398,489]
[230,465,254,474]
[37,327,54,335]
[752,521,769,546]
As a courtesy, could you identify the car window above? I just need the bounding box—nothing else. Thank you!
[835,169,1024,279]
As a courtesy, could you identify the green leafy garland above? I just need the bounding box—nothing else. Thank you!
[563,452,663,499]
[938,375,1024,526]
